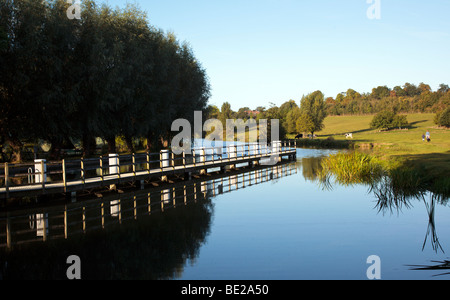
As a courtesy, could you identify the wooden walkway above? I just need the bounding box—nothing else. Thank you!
[0,141,297,200]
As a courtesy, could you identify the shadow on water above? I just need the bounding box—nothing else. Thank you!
[0,188,214,280]
[0,162,297,279]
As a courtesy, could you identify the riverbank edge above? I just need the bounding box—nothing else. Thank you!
[314,147,450,198]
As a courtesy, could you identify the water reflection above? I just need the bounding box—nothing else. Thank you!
[407,260,450,278]
[298,155,449,256]
[0,162,297,279]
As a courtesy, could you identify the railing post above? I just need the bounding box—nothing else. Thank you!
[132,153,136,178]
[109,153,119,190]
[199,147,206,175]
[4,163,9,199]
[134,195,137,220]
[228,144,236,169]
[146,152,150,174]
[101,202,105,229]
[80,158,85,185]
[64,205,68,239]
[42,213,48,242]
[62,159,67,193]
[148,193,151,214]
[41,160,46,191]
[34,159,47,187]
[161,150,169,182]
[171,152,175,171]
[109,154,119,177]
[99,156,104,183]
[82,206,86,233]
[6,213,11,249]
[117,156,121,180]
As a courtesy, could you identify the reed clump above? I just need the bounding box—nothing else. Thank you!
[318,151,385,185]
[318,151,450,199]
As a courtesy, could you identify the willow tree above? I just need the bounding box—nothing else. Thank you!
[0,0,50,162]
[0,0,210,161]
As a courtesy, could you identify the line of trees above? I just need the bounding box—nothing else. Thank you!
[206,91,328,139]
[325,83,450,116]
[208,82,450,139]
[0,0,210,162]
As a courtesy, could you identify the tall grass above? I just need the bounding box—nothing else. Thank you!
[318,151,450,200]
[318,151,385,186]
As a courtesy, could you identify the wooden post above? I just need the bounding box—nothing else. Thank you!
[117,156,121,181]
[80,158,85,186]
[132,153,136,178]
[99,156,104,183]
[41,160,46,191]
[199,148,206,175]
[160,190,165,212]
[64,205,68,239]
[172,152,175,171]
[6,213,11,249]
[146,152,150,174]
[134,195,137,220]
[194,183,197,202]
[4,163,9,199]
[101,202,105,229]
[148,193,151,214]
[42,213,48,242]
[161,150,169,182]
[62,159,67,193]
[82,207,86,233]
[173,187,176,207]
[118,200,122,224]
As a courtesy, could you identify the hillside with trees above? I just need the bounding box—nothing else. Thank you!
[208,83,450,138]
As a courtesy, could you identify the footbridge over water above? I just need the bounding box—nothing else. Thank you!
[0,141,297,201]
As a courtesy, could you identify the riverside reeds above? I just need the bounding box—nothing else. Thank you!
[318,151,449,199]
[318,151,385,185]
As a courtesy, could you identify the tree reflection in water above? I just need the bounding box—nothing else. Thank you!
[298,156,449,254]
[0,185,214,280]
[299,155,450,277]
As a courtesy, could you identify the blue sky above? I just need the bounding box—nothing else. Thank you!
[103,0,450,110]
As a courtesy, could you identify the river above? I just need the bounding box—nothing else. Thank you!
[1,148,449,280]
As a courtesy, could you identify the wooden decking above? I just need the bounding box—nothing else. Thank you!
[0,142,297,200]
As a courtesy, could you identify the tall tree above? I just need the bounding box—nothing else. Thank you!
[438,84,449,94]
[285,107,302,134]
[298,91,327,136]
[371,86,391,99]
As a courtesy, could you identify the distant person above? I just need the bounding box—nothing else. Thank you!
[422,134,425,142]
[426,131,431,142]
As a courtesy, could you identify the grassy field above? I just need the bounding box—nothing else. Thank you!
[288,113,450,182]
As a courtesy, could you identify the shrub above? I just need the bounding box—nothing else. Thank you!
[370,111,409,130]
[435,107,450,127]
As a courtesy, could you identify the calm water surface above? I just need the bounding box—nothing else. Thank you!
[1,148,449,280]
